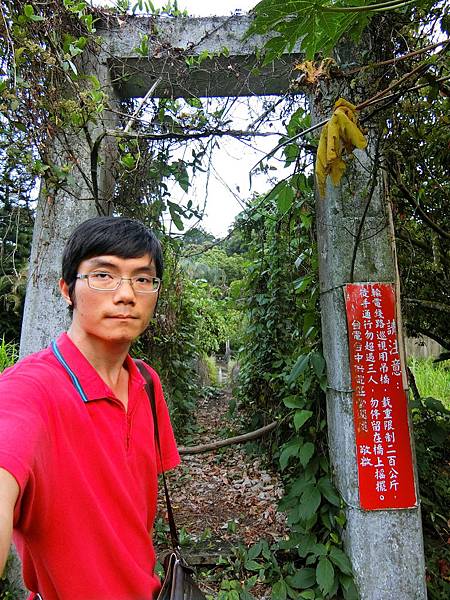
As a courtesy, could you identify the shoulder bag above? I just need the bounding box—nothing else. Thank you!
[135,360,207,600]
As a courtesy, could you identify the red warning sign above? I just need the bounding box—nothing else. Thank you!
[344,283,417,510]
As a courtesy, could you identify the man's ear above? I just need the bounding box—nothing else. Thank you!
[59,279,72,306]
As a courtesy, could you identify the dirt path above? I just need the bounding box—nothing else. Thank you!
[156,387,287,595]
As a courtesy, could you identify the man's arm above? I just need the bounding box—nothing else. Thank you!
[0,467,19,575]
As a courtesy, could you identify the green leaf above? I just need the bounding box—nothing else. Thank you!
[288,475,314,497]
[276,184,294,213]
[283,395,304,408]
[298,484,321,520]
[296,533,317,558]
[246,0,370,60]
[310,351,325,377]
[245,559,263,571]
[262,36,288,62]
[11,121,27,133]
[312,542,328,557]
[279,440,301,470]
[120,154,136,170]
[286,567,316,589]
[299,442,315,467]
[299,592,315,599]
[172,161,190,192]
[283,143,299,165]
[24,4,44,21]
[329,546,353,576]
[272,579,287,600]
[168,204,184,231]
[293,275,313,293]
[340,574,359,600]
[316,557,335,595]
[287,354,310,384]
[294,409,313,431]
[317,477,341,507]
[247,540,263,560]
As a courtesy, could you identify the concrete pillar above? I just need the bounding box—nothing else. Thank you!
[312,93,427,598]
[19,48,118,358]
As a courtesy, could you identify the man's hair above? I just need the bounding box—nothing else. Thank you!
[62,216,163,308]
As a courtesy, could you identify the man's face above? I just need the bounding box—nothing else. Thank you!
[60,254,159,346]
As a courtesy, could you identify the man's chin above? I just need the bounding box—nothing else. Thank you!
[104,331,139,345]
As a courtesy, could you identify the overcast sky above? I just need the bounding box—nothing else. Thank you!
[167,0,255,16]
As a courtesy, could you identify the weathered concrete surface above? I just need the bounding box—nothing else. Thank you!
[313,92,427,596]
[99,15,302,98]
[316,148,394,291]
[345,508,426,600]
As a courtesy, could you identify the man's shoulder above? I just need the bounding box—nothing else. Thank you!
[132,358,163,391]
[1,344,59,387]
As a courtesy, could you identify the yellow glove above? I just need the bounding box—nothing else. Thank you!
[316,98,367,197]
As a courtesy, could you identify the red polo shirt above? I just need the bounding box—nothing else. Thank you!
[0,333,180,600]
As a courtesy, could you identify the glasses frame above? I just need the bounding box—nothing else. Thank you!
[76,273,161,294]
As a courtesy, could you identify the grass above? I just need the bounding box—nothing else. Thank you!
[409,357,450,408]
[0,338,17,373]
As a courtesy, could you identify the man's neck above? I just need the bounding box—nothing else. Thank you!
[66,327,131,390]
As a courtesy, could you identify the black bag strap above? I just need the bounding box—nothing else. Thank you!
[134,359,180,551]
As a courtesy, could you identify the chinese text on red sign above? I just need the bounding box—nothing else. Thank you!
[344,283,416,510]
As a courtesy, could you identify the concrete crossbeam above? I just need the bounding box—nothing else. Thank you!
[98,15,302,98]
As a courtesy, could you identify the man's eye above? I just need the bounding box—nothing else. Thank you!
[135,276,152,284]
[91,272,113,280]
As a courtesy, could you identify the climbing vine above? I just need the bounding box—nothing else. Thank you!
[232,161,358,597]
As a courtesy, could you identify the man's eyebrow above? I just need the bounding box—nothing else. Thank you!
[85,258,155,274]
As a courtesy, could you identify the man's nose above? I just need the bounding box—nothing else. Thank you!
[113,278,136,302]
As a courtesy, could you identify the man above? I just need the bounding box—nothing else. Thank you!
[0,216,180,599]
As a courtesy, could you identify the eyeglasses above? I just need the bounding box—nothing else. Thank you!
[76,272,161,294]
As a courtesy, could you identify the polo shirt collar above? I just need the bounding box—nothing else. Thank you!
[53,333,146,403]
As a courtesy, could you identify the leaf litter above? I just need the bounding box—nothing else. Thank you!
[156,387,288,597]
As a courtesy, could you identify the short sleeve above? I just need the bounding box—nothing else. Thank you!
[142,364,180,474]
[0,365,49,523]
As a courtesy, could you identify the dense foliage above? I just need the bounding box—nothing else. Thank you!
[226,170,359,598]
[133,239,243,436]
[248,0,450,358]
[410,394,450,600]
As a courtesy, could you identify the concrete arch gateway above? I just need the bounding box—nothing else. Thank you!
[19,14,426,600]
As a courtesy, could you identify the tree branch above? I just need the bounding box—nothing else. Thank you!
[395,232,432,255]
[124,77,162,134]
[322,0,414,12]
[178,421,277,455]
[251,60,438,172]
[405,298,450,314]
[408,324,450,351]
[344,39,449,75]
[406,366,421,401]
[393,177,450,241]
[105,128,285,141]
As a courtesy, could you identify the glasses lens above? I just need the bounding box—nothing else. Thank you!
[88,273,118,290]
[132,276,160,293]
